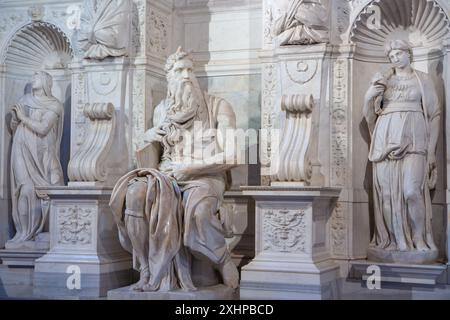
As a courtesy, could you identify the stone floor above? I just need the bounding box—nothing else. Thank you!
[2,264,450,300]
[340,279,450,300]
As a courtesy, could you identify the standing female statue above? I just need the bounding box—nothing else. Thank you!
[6,71,64,247]
[363,40,441,263]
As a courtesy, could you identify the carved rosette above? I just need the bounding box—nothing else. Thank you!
[271,94,314,184]
[57,206,93,245]
[68,103,116,182]
[285,60,318,85]
[263,208,307,253]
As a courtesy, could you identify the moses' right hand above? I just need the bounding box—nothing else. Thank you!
[143,127,165,143]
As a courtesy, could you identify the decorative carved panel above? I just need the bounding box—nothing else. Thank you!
[263,208,307,253]
[57,205,94,245]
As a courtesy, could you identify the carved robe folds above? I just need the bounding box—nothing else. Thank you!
[79,0,131,60]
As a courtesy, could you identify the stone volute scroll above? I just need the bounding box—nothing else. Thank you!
[271,94,313,185]
[79,0,132,60]
[68,102,118,186]
[272,0,329,46]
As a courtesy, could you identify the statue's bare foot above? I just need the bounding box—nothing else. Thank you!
[415,239,429,251]
[131,268,150,291]
[385,243,397,251]
[218,260,239,289]
[142,283,158,292]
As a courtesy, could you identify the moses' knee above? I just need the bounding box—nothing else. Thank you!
[126,182,147,212]
[193,198,219,225]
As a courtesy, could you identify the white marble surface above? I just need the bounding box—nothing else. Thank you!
[33,186,132,298]
[240,186,341,299]
[108,284,238,300]
[0,0,450,300]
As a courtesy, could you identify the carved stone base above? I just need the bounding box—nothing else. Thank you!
[0,265,34,299]
[32,186,133,298]
[239,186,341,300]
[367,247,439,265]
[349,260,447,286]
[107,284,238,300]
[0,249,47,267]
[4,232,50,251]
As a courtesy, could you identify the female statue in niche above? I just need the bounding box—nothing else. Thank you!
[6,71,64,248]
[363,40,441,263]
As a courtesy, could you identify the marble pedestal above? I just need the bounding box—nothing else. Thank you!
[367,247,439,265]
[33,186,132,298]
[349,260,447,286]
[0,265,34,299]
[239,186,341,300]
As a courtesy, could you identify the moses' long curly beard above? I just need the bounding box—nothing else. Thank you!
[168,80,204,115]
[161,79,208,163]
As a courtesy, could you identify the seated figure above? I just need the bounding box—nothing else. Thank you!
[272,0,328,46]
[79,0,131,60]
[110,48,239,292]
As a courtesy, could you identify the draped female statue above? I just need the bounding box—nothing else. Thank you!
[6,71,64,248]
[363,40,441,264]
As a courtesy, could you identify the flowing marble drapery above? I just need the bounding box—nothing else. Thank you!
[272,0,328,45]
[8,73,64,245]
[79,0,131,59]
[364,68,440,253]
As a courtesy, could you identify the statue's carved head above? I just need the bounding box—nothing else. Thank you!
[32,71,53,96]
[165,47,204,115]
[385,40,413,68]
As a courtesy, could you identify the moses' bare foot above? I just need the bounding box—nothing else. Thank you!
[131,268,150,291]
[218,260,239,289]
[142,283,158,292]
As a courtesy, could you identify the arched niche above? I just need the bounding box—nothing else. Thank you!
[350,0,450,62]
[0,22,74,185]
[348,0,450,260]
